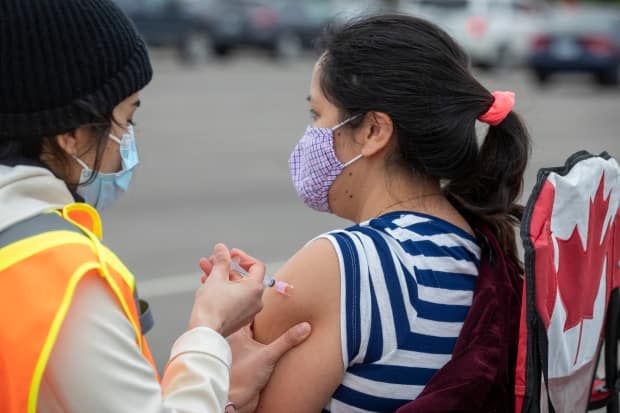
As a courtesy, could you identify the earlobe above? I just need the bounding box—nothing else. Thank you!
[360,112,394,157]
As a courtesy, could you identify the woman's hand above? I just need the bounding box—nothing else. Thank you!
[227,322,312,413]
[189,244,265,337]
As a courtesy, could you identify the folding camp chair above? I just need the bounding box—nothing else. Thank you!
[396,150,619,413]
[515,151,620,413]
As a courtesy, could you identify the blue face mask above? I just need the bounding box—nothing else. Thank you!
[74,125,139,210]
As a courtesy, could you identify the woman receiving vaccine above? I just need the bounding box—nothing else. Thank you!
[241,14,530,412]
[0,1,309,412]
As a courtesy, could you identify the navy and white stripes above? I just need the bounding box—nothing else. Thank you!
[321,211,480,412]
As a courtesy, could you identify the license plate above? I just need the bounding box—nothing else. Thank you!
[551,39,581,60]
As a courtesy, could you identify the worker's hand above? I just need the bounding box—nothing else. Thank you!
[198,247,257,284]
[227,322,312,413]
[189,243,265,337]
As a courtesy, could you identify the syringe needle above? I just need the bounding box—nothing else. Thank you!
[230,258,293,296]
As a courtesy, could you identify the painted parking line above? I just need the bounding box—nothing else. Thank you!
[138,261,286,298]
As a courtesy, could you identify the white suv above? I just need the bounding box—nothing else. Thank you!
[399,0,549,68]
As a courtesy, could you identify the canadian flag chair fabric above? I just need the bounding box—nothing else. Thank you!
[515,151,620,413]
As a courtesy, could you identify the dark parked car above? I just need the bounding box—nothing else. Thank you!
[112,0,246,63]
[220,0,385,59]
[528,7,620,86]
[230,0,335,59]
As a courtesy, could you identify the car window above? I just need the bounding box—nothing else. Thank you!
[244,0,287,8]
[142,0,170,13]
[415,0,469,10]
[304,0,332,22]
[488,0,512,13]
[513,1,540,12]
[329,0,383,22]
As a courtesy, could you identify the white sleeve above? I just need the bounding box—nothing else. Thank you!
[38,275,231,413]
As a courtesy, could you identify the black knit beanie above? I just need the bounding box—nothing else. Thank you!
[0,0,153,138]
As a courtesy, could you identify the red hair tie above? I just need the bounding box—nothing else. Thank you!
[478,91,515,126]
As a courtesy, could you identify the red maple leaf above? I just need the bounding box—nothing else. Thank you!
[555,174,613,336]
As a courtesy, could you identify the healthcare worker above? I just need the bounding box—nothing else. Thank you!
[0,1,310,412]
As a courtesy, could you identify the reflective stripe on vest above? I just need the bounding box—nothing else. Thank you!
[0,203,159,413]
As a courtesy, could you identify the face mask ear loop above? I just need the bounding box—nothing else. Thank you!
[332,114,362,131]
[72,155,91,171]
[108,134,121,144]
[334,114,363,168]
[342,154,363,168]
[110,123,133,144]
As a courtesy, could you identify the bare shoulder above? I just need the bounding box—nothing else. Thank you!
[253,236,341,345]
[252,237,346,412]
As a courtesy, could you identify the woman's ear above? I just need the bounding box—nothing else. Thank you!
[54,132,79,157]
[359,112,394,157]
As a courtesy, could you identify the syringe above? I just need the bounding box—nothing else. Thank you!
[231,257,293,296]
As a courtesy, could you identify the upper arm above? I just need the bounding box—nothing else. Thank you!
[253,237,344,413]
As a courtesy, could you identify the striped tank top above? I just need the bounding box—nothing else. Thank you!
[320,211,481,412]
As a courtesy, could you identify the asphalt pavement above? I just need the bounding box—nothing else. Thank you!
[100,50,619,371]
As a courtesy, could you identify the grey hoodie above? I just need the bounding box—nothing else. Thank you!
[0,164,73,231]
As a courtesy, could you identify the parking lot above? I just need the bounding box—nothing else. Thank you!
[99,51,619,369]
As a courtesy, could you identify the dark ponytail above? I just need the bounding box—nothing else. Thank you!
[318,14,530,268]
[445,111,530,268]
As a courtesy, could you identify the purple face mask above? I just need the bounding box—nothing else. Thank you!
[288,117,362,212]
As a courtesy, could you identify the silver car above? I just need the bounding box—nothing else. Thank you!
[399,0,549,68]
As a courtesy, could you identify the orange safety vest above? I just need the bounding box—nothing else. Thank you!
[0,203,160,413]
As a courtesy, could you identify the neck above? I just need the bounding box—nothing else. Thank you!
[335,165,443,223]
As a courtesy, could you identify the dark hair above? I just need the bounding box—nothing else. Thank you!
[318,14,530,268]
[0,98,115,188]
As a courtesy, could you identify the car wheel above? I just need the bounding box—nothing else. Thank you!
[595,67,619,87]
[475,61,493,71]
[534,70,551,85]
[273,32,303,61]
[214,45,231,57]
[179,30,213,65]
